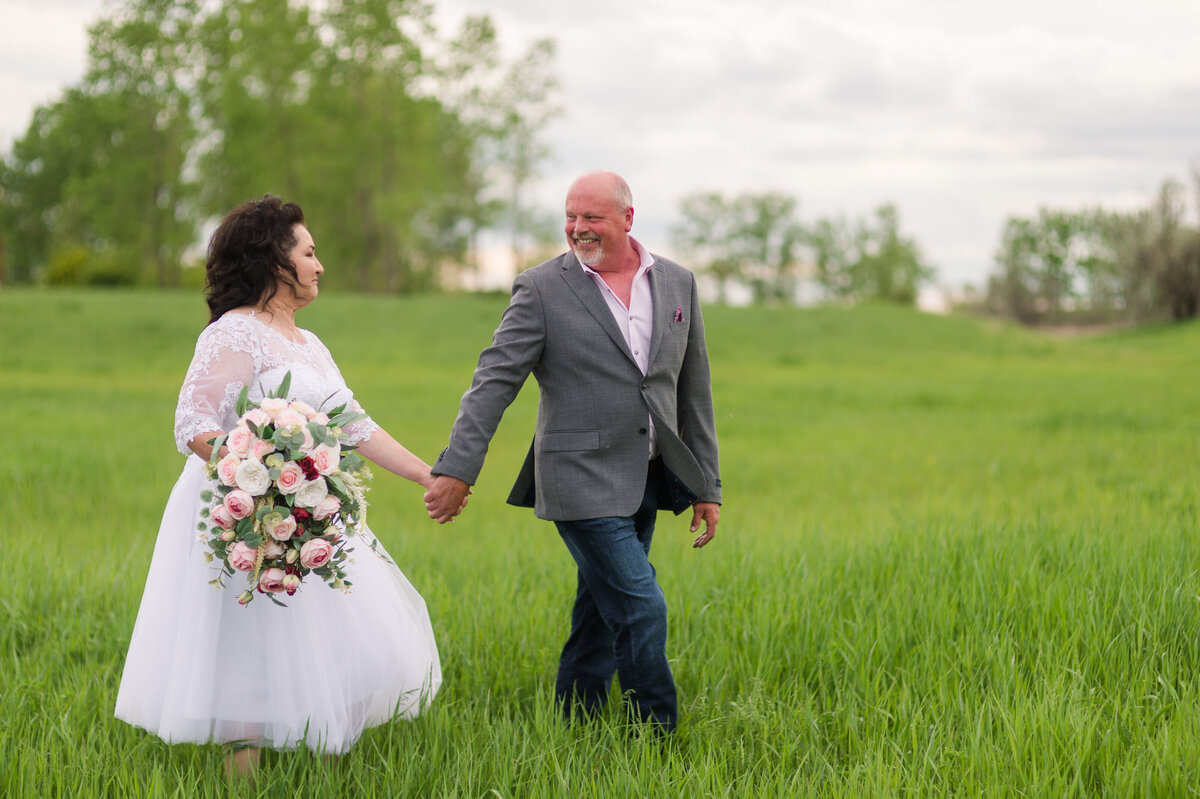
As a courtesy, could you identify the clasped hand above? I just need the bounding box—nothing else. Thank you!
[424,475,471,524]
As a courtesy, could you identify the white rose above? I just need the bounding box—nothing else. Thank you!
[294,478,329,509]
[235,459,271,496]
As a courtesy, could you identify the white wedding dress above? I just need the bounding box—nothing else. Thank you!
[115,311,441,754]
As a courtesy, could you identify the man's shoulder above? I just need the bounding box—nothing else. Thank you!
[649,253,695,281]
[519,252,574,282]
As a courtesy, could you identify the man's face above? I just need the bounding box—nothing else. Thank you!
[564,177,633,270]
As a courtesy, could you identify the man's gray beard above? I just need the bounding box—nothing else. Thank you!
[572,241,604,267]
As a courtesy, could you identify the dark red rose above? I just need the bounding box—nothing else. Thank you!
[298,456,319,481]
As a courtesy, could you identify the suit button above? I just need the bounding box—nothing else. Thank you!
[639,428,647,435]
[640,383,647,391]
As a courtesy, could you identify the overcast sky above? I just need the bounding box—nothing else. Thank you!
[4,0,1199,288]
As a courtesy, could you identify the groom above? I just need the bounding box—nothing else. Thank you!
[424,169,722,732]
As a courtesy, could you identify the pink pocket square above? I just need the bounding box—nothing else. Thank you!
[673,306,684,322]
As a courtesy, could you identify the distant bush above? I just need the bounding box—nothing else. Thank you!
[42,246,139,287]
[42,247,91,286]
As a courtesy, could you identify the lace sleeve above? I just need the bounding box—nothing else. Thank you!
[310,335,379,446]
[173,318,260,455]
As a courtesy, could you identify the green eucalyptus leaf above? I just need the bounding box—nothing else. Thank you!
[271,371,292,399]
[330,411,367,428]
[234,385,250,417]
[207,433,228,464]
[339,452,365,473]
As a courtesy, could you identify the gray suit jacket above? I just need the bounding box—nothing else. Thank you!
[432,250,722,521]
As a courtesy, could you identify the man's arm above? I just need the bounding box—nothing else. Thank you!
[676,273,722,505]
[426,272,546,521]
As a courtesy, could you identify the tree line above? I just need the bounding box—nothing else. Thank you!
[671,191,935,306]
[0,0,559,292]
[982,170,1200,324]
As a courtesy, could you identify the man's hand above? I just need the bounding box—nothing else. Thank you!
[424,475,471,524]
[690,501,720,548]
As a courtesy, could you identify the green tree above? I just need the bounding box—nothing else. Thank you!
[315,0,477,291]
[0,0,561,291]
[807,204,933,306]
[435,16,562,274]
[0,93,98,283]
[1106,178,1200,320]
[672,191,804,303]
[1,0,200,286]
[982,202,1198,324]
[196,0,321,208]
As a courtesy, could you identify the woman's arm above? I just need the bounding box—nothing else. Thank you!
[187,431,228,462]
[355,427,435,489]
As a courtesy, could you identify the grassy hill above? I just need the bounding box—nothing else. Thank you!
[3,289,1199,796]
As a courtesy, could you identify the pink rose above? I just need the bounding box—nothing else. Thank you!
[228,541,258,571]
[219,529,237,542]
[211,504,235,530]
[257,567,286,593]
[242,408,271,428]
[276,462,304,494]
[309,443,341,476]
[264,514,297,541]
[313,495,341,521]
[276,408,307,429]
[261,539,285,560]
[250,437,276,460]
[299,538,334,570]
[216,453,241,487]
[238,589,254,605]
[226,425,255,458]
[289,400,317,419]
[283,573,301,596]
[223,489,255,519]
[311,411,330,425]
[259,397,288,419]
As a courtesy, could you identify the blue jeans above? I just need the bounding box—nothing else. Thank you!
[553,466,677,732]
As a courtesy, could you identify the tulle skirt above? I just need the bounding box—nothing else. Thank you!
[115,457,442,754]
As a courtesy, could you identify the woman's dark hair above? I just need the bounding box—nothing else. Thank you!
[205,195,306,324]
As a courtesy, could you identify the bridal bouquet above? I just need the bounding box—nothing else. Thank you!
[197,373,372,606]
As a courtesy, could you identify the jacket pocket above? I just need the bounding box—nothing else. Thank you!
[541,430,601,452]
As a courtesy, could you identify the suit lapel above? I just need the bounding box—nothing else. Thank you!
[647,260,670,367]
[559,257,638,365]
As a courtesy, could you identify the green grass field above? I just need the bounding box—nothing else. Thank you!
[3,288,1200,797]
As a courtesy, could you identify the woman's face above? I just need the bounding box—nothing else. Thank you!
[286,224,323,307]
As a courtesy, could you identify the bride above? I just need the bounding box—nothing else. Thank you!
[115,195,451,776]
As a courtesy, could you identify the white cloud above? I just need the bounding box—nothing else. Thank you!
[0,0,102,144]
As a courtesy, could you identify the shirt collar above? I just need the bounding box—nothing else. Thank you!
[578,237,654,278]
